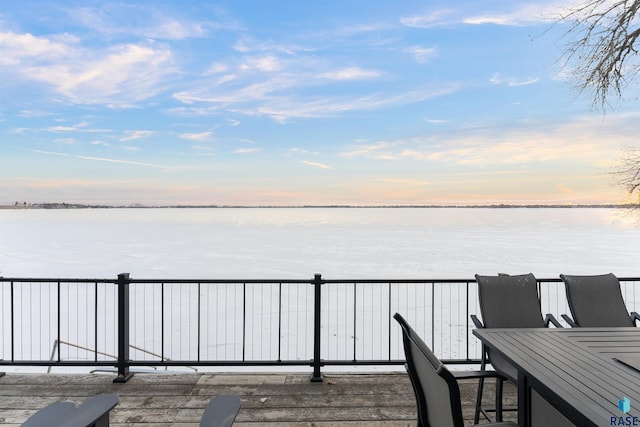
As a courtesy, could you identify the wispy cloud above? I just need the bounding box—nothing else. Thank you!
[401,4,561,28]
[341,141,401,160]
[191,145,215,156]
[120,130,155,141]
[234,147,262,154]
[1,30,177,107]
[341,114,637,167]
[179,131,212,141]
[286,147,321,156]
[174,81,460,122]
[301,160,332,169]
[68,4,240,40]
[490,72,539,87]
[233,36,308,55]
[240,55,283,72]
[400,9,457,28]
[30,149,167,168]
[0,31,74,66]
[404,46,437,64]
[380,178,430,186]
[44,122,110,133]
[319,67,380,80]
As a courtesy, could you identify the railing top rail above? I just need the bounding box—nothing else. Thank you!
[128,278,313,284]
[2,276,639,284]
[0,277,117,284]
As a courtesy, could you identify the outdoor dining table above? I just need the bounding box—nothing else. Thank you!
[473,327,640,427]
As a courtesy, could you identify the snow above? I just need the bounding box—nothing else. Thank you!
[2,207,639,279]
[1,207,639,373]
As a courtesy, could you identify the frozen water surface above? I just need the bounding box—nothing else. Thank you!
[1,207,639,373]
[1,207,639,279]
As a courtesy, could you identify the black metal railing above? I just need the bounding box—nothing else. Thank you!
[1,274,639,382]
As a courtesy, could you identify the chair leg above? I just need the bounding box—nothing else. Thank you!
[474,376,484,424]
[495,376,504,422]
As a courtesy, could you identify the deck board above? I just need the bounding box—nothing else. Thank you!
[0,372,516,426]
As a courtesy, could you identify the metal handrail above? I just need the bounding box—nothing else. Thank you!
[1,274,639,382]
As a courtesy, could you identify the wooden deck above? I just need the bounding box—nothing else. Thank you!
[0,371,517,426]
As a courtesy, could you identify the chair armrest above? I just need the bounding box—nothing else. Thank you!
[451,369,507,381]
[544,313,563,328]
[631,312,640,326]
[22,402,76,427]
[200,395,241,427]
[59,394,119,427]
[470,314,484,329]
[561,314,578,327]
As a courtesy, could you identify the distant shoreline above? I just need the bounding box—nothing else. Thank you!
[1,203,638,210]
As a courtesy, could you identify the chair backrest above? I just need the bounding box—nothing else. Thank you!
[475,273,546,381]
[561,273,634,327]
[394,313,464,427]
[475,273,546,328]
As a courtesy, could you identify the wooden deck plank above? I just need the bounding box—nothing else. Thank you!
[0,372,516,426]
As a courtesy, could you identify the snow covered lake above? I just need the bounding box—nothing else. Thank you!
[1,207,639,279]
[1,207,639,373]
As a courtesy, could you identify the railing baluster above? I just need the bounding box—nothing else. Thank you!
[197,282,201,363]
[56,281,61,363]
[431,281,435,351]
[277,282,282,363]
[352,282,357,363]
[94,281,98,363]
[10,280,14,363]
[388,282,392,361]
[242,282,246,362]
[161,282,165,363]
[466,281,470,361]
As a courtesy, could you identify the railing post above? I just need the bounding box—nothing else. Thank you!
[310,273,324,382]
[114,273,133,383]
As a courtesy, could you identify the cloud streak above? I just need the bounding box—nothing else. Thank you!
[401,3,562,28]
[180,131,213,142]
[30,149,167,169]
[341,114,635,168]
[301,160,332,170]
[120,130,155,141]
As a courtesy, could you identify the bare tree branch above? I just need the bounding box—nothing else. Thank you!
[558,1,640,205]
[614,147,640,199]
[559,0,640,109]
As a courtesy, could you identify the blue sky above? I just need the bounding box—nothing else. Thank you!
[2,0,639,206]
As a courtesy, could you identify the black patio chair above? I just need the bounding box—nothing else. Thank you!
[560,273,640,327]
[472,273,562,423]
[200,395,241,427]
[394,313,518,427]
[22,393,119,427]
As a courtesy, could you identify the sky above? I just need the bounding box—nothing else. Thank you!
[1,0,639,206]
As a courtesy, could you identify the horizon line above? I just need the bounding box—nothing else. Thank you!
[3,202,638,209]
